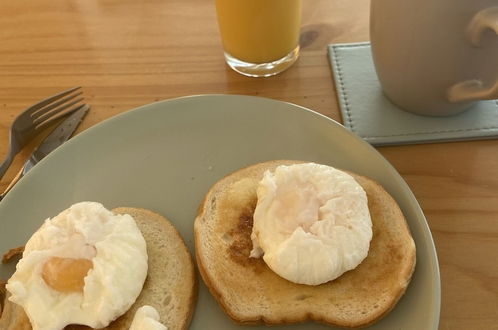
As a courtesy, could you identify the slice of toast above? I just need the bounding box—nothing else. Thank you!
[194,160,416,328]
[0,207,197,330]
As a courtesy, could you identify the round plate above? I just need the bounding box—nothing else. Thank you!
[0,95,440,329]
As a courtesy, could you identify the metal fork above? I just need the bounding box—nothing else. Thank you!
[0,87,85,179]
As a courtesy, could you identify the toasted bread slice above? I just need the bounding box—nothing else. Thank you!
[194,160,416,328]
[0,207,197,330]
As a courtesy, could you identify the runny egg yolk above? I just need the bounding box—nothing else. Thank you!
[42,257,93,292]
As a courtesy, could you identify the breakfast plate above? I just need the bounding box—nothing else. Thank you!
[0,94,440,329]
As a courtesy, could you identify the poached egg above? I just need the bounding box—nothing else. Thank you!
[250,163,372,285]
[6,202,148,330]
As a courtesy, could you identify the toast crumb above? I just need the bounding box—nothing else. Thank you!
[2,246,24,264]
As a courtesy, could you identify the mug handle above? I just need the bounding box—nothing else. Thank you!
[447,7,498,103]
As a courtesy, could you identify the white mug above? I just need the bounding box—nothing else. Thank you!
[370,0,498,116]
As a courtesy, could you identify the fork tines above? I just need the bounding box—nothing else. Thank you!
[31,87,85,128]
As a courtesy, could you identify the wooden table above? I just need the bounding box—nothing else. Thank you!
[0,1,497,329]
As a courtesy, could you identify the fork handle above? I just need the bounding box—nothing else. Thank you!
[0,167,23,201]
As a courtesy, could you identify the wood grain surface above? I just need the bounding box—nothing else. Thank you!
[0,0,497,329]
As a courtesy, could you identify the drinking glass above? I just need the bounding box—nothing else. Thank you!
[215,0,302,77]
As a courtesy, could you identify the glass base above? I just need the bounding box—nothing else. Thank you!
[224,46,300,77]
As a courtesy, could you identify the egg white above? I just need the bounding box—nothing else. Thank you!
[129,305,168,330]
[250,163,372,285]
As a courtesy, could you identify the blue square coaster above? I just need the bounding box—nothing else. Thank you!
[328,42,498,146]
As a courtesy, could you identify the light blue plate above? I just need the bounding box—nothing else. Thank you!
[0,95,440,329]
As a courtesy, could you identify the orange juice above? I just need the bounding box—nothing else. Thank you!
[215,0,302,64]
